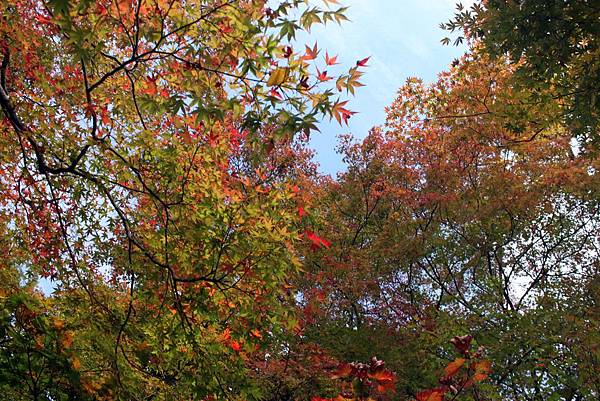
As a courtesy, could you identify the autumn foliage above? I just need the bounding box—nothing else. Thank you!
[1,1,599,401]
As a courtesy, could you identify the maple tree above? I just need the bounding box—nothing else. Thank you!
[294,36,599,401]
[1,1,599,401]
[0,0,368,399]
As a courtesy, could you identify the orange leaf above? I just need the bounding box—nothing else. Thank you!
[331,363,353,379]
[416,388,445,401]
[332,100,356,125]
[325,52,339,66]
[61,331,74,349]
[231,340,242,352]
[444,358,465,378]
[35,14,54,25]
[472,359,491,382]
[302,42,319,61]
[316,68,332,82]
[52,317,65,331]
[219,328,231,342]
[142,75,158,96]
[368,369,395,382]
[71,356,81,370]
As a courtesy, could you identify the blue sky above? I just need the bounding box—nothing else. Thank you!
[303,0,474,175]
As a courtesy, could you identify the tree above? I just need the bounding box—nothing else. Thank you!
[0,1,366,399]
[297,47,600,400]
[442,0,600,142]
[3,1,598,400]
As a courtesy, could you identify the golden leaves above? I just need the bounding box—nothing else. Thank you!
[71,356,81,370]
[267,67,290,87]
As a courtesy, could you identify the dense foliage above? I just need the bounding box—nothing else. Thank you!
[298,49,600,400]
[0,1,598,401]
[0,0,363,399]
[442,0,600,141]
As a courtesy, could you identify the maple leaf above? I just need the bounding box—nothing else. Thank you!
[356,56,370,67]
[71,356,81,370]
[450,335,472,355]
[368,369,395,382]
[305,230,331,250]
[416,388,446,401]
[141,75,159,96]
[464,359,492,389]
[61,331,74,349]
[472,359,491,382]
[267,67,289,87]
[325,52,339,66]
[331,363,353,379]
[100,106,111,125]
[331,100,356,125]
[335,75,345,92]
[230,340,242,352]
[302,42,319,61]
[35,14,54,25]
[347,68,365,94]
[219,328,232,342]
[282,45,293,58]
[316,68,332,82]
[269,88,283,99]
[443,358,465,379]
[300,75,310,89]
[52,317,65,331]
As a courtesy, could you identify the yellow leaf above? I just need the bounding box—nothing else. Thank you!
[267,67,289,87]
[52,317,65,331]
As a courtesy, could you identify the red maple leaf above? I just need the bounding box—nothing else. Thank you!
[443,358,465,379]
[356,56,370,67]
[316,68,332,82]
[305,230,331,250]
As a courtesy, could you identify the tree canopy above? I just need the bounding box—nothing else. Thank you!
[0,1,598,401]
